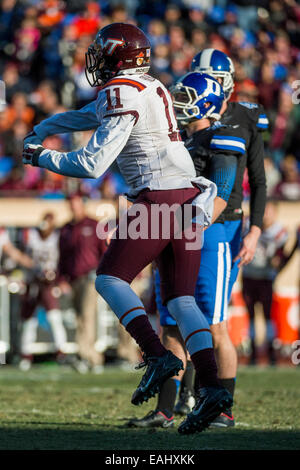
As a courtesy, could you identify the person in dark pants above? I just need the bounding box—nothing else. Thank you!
[19,212,67,370]
[242,201,289,365]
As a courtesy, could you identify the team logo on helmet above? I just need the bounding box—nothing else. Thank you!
[99,37,125,55]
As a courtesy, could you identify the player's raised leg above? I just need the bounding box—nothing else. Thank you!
[95,192,189,406]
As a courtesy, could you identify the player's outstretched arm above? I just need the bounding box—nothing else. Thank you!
[24,100,99,145]
[23,114,135,179]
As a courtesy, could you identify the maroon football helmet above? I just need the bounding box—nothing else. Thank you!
[85,23,151,87]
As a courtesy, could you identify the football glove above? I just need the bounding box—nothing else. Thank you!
[24,130,43,146]
[22,143,44,167]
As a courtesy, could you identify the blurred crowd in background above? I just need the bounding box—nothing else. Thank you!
[0,0,300,200]
[0,1,299,369]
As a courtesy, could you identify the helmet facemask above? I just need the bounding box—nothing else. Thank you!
[85,43,123,87]
[171,83,221,123]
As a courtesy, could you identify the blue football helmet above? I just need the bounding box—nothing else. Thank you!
[171,72,224,123]
[191,49,235,100]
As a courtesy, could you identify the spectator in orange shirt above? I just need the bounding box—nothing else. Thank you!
[0,92,35,132]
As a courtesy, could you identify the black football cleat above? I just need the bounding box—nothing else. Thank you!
[131,351,184,406]
[178,386,233,435]
[209,409,235,428]
[127,409,174,428]
[174,387,195,416]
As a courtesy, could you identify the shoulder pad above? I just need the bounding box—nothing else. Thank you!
[210,121,227,131]
[102,77,147,93]
[237,101,269,131]
[238,101,259,109]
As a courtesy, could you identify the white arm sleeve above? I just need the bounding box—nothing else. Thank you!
[34,101,99,141]
[38,113,135,178]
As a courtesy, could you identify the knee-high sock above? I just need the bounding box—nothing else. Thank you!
[167,296,219,388]
[47,309,67,351]
[96,274,166,357]
[20,317,38,356]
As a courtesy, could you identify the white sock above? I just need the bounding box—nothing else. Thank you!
[47,309,67,350]
[20,317,38,356]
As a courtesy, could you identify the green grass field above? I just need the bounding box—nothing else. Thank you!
[0,364,299,450]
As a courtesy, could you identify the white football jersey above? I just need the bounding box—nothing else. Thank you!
[25,229,59,273]
[35,73,196,197]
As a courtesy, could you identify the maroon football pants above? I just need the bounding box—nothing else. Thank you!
[97,188,202,305]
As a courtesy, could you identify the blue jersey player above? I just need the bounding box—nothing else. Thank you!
[128,72,245,430]
[191,49,268,296]
[129,50,267,430]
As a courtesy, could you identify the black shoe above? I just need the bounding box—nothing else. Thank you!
[131,351,184,406]
[174,388,195,416]
[128,409,174,428]
[209,409,235,428]
[178,386,233,435]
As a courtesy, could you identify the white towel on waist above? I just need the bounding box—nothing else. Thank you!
[190,176,217,227]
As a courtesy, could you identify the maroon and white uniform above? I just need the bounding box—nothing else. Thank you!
[25,228,59,280]
[22,229,60,317]
[35,74,198,199]
[23,23,224,402]
[34,73,214,297]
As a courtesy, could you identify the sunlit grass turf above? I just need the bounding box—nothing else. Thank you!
[0,364,299,450]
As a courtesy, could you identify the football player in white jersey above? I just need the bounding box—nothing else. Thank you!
[23,22,233,434]
[19,213,67,370]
